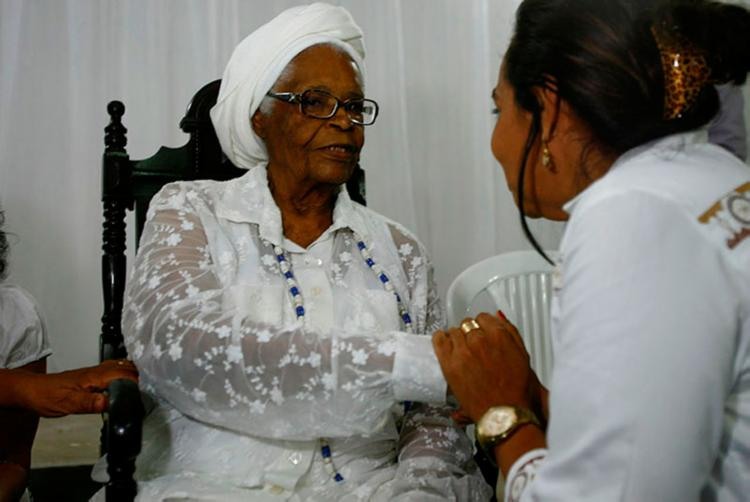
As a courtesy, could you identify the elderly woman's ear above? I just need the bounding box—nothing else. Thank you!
[251,110,267,140]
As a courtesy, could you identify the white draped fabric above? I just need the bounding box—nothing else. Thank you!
[0,0,747,371]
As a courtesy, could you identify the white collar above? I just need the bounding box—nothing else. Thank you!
[215,166,370,247]
[562,130,708,215]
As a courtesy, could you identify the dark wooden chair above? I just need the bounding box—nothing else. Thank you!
[99,80,365,502]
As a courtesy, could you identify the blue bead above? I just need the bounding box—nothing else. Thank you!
[321,445,331,457]
[379,274,388,283]
[395,294,402,303]
[296,306,305,316]
[276,254,285,262]
[365,258,374,267]
[334,473,344,483]
[357,241,366,250]
[284,271,293,279]
[290,286,299,296]
[402,313,412,324]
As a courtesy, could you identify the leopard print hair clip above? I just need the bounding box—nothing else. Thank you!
[651,25,712,120]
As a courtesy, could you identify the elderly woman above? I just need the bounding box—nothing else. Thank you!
[434,0,750,501]
[119,3,490,501]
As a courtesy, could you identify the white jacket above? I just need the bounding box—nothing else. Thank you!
[507,132,750,502]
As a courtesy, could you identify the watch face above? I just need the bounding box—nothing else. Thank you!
[481,407,518,436]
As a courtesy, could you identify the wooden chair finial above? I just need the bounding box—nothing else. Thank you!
[105,101,128,154]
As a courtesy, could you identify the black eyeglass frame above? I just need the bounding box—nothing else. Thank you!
[266,89,379,126]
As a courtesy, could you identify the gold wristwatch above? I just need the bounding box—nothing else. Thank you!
[475,405,540,462]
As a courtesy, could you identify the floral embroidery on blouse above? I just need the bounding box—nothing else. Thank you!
[122,167,491,500]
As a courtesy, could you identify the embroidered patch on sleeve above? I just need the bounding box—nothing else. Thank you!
[699,182,750,249]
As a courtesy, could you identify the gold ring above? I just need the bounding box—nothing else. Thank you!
[460,319,481,334]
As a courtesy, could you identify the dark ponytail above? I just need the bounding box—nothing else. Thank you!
[505,0,750,259]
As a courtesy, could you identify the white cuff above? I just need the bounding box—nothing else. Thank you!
[503,448,547,502]
[392,332,446,403]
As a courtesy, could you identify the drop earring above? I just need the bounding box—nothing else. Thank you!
[542,144,551,167]
[542,140,557,173]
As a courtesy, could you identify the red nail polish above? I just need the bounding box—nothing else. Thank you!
[497,310,507,321]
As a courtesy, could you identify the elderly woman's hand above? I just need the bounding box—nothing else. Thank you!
[433,312,548,424]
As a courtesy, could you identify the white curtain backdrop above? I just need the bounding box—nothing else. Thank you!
[0,0,747,371]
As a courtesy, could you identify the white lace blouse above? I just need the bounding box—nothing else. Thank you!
[122,166,491,501]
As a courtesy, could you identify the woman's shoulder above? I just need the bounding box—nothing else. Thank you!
[564,139,750,278]
[0,284,39,316]
[147,178,236,216]
[573,134,750,222]
[0,284,50,369]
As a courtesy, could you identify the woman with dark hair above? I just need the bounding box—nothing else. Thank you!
[433,0,750,500]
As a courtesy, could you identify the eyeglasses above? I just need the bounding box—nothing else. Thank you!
[266,89,379,126]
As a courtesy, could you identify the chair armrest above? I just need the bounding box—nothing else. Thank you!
[105,378,144,502]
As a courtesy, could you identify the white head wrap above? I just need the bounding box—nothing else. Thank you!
[210,3,366,170]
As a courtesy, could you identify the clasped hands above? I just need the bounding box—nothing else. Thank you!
[432,312,549,427]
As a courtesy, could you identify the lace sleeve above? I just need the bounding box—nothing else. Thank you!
[382,403,493,500]
[376,232,493,500]
[123,187,440,440]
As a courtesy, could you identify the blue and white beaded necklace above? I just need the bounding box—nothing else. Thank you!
[273,232,413,483]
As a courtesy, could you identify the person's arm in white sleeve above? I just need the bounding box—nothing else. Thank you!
[510,192,735,501]
[377,243,493,500]
[123,184,446,441]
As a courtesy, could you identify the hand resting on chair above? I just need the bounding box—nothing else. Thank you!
[0,359,138,417]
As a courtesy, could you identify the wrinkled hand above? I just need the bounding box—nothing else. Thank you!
[19,360,138,417]
[433,312,547,424]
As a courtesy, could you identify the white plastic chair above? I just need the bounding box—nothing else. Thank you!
[446,250,557,386]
